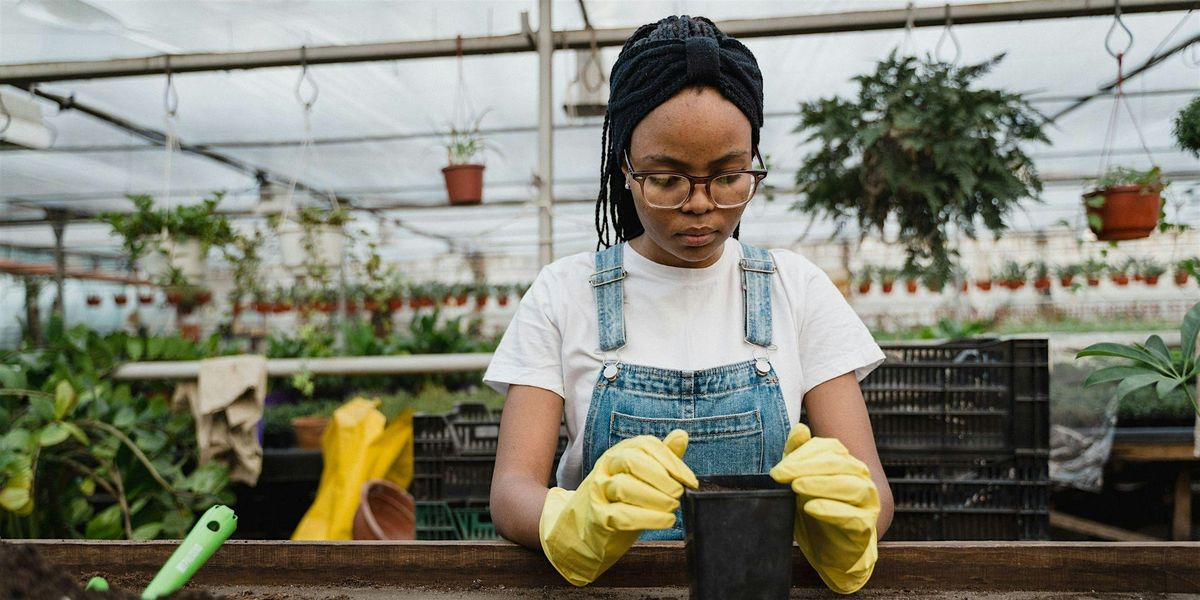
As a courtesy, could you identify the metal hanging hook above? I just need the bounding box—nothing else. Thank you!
[163,56,179,118]
[1105,0,1134,59]
[294,45,319,110]
[1183,40,1200,68]
[934,3,962,65]
[901,1,916,55]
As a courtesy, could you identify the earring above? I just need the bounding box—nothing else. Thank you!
[624,181,630,189]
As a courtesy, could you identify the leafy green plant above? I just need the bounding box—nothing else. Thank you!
[0,322,232,539]
[1174,96,1200,158]
[1077,301,1199,416]
[444,111,494,165]
[100,193,235,263]
[792,51,1046,281]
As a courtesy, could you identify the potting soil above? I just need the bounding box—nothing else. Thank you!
[0,543,220,600]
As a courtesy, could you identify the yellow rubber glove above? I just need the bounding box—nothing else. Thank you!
[769,423,880,595]
[539,429,698,587]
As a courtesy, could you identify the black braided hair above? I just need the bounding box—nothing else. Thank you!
[594,15,764,248]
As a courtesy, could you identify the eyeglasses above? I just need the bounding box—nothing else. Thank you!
[622,150,768,210]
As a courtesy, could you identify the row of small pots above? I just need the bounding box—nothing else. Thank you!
[858,271,1193,295]
[85,290,213,307]
[234,292,515,316]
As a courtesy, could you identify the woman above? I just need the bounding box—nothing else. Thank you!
[484,15,892,594]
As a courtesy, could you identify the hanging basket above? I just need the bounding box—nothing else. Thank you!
[280,223,345,271]
[1084,185,1162,241]
[442,164,485,205]
[140,237,206,283]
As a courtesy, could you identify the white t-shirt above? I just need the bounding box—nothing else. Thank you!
[483,237,886,489]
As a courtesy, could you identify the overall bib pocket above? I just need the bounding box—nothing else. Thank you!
[610,409,765,475]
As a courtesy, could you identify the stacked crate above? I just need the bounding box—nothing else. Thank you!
[867,339,1050,541]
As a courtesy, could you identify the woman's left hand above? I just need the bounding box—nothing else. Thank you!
[769,423,880,595]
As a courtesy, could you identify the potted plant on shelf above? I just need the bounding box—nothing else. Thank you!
[878,267,898,295]
[1176,257,1198,287]
[904,270,919,294]
[1081,258,1107,287]
[495,283,512,307]
[975,269,994,292]
[138,291,155,305]
[791,52,1046,284]
[86,294,102,306]
[1055,263,1079,288]
[1109,260,1131,286]
[1140,259,1166,286]
[1083,167,1166,241]
[1030,260,1052,291]
[442,112,491,205]
[113,293,128,306]
[853,266,873,295]
[998,261,1027,290]
[473,282,490,309]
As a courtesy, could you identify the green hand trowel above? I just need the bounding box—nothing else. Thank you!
[86,505,237,599]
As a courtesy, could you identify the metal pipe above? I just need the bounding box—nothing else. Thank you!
[110,352,496,380]
[2,1,1195,85]
[537,1,555,268]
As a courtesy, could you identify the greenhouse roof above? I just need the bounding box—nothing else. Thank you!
[1,0,1198,266]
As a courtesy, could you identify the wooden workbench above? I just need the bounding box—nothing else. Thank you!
[1109,426,1197,541]
[8,540,1199,595]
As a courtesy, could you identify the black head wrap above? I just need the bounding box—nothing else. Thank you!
[595,15,765,247]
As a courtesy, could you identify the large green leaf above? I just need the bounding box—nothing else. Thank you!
[1076,343,1172,374]
[1156,377,1183,400]
[0,365,27,390]
[1,428,31,451]
[126,338,144,362]
[1143,336,1175,373]
[132,522,162,540]
[1083,365,1154,387]
[1115,373,1164,401]
[0,486,31,513]
[1182,301,1200,364]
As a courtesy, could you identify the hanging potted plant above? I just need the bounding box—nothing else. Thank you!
[1173,95,1200,159]
[853,266,873,295]
[1084,167,1166,241]
[113,293,128,306]
[225,227,264,322]
[495,283,511,307]
[920,268,947,294]
[474,282,490,309]
[101,192,235,287]
[1055,263,1080,288]
[280,206,349,275]
[137,291,155,305]
[792,52,1046,284]
[86,294,102,307]
[878,267,898,295]
[442,113,490,205]
[975,269,993,292]
[1030,261,1052,291]
[1081,258,1106,287]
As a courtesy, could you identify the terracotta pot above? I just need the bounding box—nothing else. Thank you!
[1111,273,1130,286]
[475,295,488,308]
[1060,275,1075,287]
[1034,277,1051,291]
[86,295,102,306]
[388,298,405,311]
[1145,275,1160,286]
[442,163,485,205]
[352,479,416,541]
[195,290,213,305]
[1176,272,1191,286]
[976,280,992,292]
[497,295,509,307]
[857,282,871,295]
[905,280,918,294]
[254,301,271,313]
[179,323,201,342]
[1087,277,1101,287]
[292,415,329,449]
[456,294,469,306]
[1084,185,1162,241]
[166,290,183,305]
[114,294,128,305]
[881,281,894,294]
[364,299,379,312]
[272,302,292,314]
[1134,273,1145,282]
[138,293,155,305]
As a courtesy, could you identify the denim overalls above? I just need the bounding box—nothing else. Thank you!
[581,241,791,540]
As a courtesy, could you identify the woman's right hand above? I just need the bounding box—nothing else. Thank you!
[539,429,698,586]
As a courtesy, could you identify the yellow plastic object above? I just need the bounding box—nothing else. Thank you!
[539,429,698,587]
[769,423,880,595]
[292,398,414,540]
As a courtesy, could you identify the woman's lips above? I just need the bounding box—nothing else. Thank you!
[677,231,717,247]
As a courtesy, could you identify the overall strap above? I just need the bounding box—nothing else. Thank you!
[590,243,628,352]
[738,241,775,348]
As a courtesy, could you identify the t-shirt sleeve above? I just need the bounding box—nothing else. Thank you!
[790,257,886,396]
[482,267,566,399]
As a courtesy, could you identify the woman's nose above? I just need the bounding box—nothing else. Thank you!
[680,182,716,214]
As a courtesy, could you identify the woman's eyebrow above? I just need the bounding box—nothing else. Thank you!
[638,150,750,170]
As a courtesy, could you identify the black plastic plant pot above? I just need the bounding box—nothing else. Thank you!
[683,474,795,600]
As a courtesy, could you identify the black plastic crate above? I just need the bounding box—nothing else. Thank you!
[882,452,1049,541]
[441,456,496,501]
[413,414,456,458]
[865,339,1049,454]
